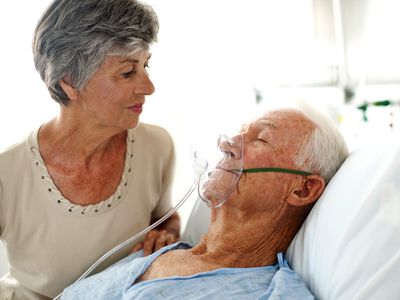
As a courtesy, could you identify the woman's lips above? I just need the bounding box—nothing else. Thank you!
[127,103,143,113]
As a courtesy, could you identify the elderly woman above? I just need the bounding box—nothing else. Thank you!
[0,0,179,299]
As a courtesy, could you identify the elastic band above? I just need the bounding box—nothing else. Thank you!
[277,252,285,268]
[277,252,290,269]
[235,167,312,176]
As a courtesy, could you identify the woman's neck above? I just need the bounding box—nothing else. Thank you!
[39,112,126,161]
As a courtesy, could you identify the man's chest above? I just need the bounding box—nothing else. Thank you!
[136,250,220,283]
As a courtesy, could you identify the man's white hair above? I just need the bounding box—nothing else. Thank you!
[293,103,349,183]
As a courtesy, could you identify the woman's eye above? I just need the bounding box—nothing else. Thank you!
[122,70,135,78]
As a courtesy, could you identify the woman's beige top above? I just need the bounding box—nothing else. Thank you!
[0,123,175,299]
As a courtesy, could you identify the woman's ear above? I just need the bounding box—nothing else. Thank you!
[287,175,326,207]
[60,79,78,101]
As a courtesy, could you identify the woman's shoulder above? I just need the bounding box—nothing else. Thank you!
[0,130,40,184]
[0,129,37,165]
[131,123,173,145]
[128,123,174,162]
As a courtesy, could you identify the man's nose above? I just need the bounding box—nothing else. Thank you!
[218,134,243,160]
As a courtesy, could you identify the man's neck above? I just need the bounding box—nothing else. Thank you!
[190,208,299,268]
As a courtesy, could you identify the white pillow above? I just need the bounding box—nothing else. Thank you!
[287,138,400,300]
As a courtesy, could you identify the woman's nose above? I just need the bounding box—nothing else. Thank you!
[136,72,155,95]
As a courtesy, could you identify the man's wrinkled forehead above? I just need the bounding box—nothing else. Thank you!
[239,109,315,150]
[243,109,312,129]
[240,112,280,133]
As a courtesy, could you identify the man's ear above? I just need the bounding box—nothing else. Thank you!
[287,175,325,207]
[59,79,78,101]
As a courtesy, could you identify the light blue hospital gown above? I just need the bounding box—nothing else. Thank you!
[62,242,314,300]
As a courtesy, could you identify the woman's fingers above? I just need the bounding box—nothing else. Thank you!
[135,229,178,256]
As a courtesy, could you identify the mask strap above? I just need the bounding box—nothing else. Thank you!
[234,167,312,176]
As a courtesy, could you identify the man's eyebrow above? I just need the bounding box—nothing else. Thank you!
[259,119,277,129]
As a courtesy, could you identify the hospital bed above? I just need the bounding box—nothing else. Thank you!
[182,137,400,300]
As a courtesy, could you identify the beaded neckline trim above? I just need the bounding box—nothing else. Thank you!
[29,130,135,215]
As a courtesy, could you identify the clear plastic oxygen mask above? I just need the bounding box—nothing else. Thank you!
[198,134,244,208]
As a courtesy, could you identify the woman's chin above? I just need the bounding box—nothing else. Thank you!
[126,118,140,129]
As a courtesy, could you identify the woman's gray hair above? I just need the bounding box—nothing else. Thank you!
[293,105,349,183]
[33,0,159,105]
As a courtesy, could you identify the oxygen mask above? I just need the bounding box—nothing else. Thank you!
[198,133,244,208]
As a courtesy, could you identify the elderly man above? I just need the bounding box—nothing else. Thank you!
[61,107,348,299]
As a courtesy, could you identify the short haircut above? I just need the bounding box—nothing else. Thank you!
[293,105,349,183]
[32,0,159,105]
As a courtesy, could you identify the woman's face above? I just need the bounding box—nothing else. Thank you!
[75,51,154,130]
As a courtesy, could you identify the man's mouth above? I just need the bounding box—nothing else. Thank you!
[215,166,239,175]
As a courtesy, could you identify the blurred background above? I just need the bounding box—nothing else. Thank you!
[1,0,399,274]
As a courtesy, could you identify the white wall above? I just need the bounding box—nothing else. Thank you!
[0,1,57,152]
[333,0,400,87]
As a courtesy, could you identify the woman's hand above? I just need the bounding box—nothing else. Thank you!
[132,212,180,255]
[132,229,178,256]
